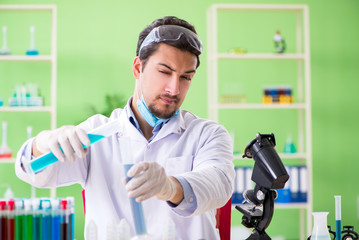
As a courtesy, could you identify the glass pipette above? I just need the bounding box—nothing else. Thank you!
[23,120,121,176]
[335,195,341,240]
[119,137,148,239]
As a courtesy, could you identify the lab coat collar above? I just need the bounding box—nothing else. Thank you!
[116,107,147,143]
[152,109,186,142]
[116,103,186,143]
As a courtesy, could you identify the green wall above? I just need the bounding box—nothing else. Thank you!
[1,0,358,239]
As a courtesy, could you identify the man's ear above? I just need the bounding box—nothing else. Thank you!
[132,56,142,80]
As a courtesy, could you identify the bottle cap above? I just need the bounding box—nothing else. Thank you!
[51,198,60,209]
[0,201,6,210]
[42,200,51,209]
[32,198,40,210]
[7,199,15,211]
[15,199,24,210]
[23,199,32,211]
[60,199,68,210]
[66,196,74,206]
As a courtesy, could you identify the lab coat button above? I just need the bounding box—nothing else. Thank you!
[189,197,193,202]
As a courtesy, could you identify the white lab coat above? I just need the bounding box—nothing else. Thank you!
[16,107,235,240]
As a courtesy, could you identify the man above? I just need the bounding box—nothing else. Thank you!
[16,16,235,239]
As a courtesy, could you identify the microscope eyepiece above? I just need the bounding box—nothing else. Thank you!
[243,133,289,190]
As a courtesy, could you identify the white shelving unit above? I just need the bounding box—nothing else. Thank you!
[0,5,57,197]
[207,4,312,239]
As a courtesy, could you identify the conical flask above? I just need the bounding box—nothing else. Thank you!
[311,212,331,240]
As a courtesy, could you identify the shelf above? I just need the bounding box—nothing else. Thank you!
[234,153,307,160]
[0,3,57,201]
[211,4,308,11]
[208,5,312,238]
[0,5,56,11]
[0,158,15,163]
[216,53,306,60]
[216,103,306,110]
[0,55,53,62]
[0,106,52,112]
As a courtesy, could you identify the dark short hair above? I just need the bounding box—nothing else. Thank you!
[136,16,200,70]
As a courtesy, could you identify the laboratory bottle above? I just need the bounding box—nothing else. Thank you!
[14,199,23,240]
[162,217,175,240]
[0,121,12,158]
[106,219,117,240]
[51,199,61,240]
[60,199,69,240]
[0,26,11,55]
[22,199,32,240]
[42,200,51,240]
[311,212,331,240]
[86,219,98,240]
[26,26,39,55]
[284,134,296,154]
[7,199,15,240]
[66,197,75,240]
[117,219,131,240]
[0,200,7,239]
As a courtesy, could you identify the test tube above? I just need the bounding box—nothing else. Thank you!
[32,198,41,240]
[22,120,121,175]
[0,200,7,239]
[119,137,147,237]
[335,195,341,240]
[66,197,75,240]
[14,199,23,240]
[60,199,69,240]
[23,199,32,240]
[51,199,60,240]
[42,200,51,240]
[7,199,15,240]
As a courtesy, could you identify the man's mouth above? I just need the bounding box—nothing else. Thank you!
[160,95,178,105]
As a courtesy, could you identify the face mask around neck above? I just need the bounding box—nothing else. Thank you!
[136,95,179,127]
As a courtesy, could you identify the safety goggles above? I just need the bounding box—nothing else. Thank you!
[139,25,203,56]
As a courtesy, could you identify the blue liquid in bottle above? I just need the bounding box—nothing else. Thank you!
[51,215,60,240]
[30,134,105,173]
[42,215,51,240]
[124,163,147,235]
[32,215,39,240]
[69,212,74,240]
[336,220,341,240]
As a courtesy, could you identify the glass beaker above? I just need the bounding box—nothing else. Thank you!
[311,212,331,240]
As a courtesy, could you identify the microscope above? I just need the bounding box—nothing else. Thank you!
[235,133,289,240]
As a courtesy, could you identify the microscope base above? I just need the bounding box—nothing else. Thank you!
[246,229,271,240]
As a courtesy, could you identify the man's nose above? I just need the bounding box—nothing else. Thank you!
[165,75,180,95]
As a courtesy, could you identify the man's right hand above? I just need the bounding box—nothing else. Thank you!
[33,126,91,163]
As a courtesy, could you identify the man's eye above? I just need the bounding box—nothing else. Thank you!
[159,70,169,74]
[182,76,192,81]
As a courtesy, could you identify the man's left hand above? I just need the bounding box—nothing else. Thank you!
[124,162,177,202]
